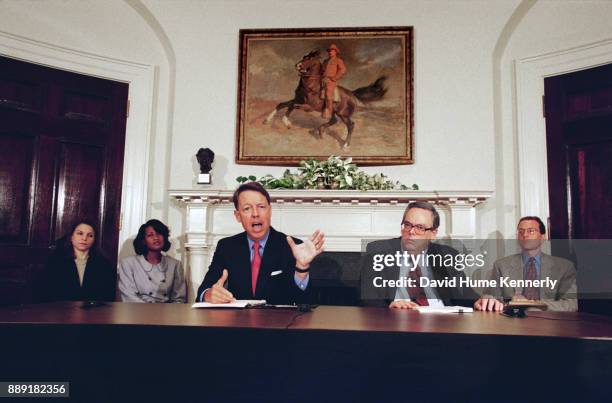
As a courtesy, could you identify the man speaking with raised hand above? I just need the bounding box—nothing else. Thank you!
[197,182,325,305]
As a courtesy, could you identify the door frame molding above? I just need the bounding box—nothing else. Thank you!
[0,30,154,256]
[515,38,612,222]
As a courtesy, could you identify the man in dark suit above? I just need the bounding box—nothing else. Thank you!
[197,182,325,304]
[361,201,476,308]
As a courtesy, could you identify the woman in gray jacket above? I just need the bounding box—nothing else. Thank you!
[118,219,186,303]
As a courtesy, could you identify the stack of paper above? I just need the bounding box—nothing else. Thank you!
[191,300,266,309]
[413,306,473,313]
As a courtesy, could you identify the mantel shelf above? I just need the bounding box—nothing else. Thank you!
[170,189,493,206]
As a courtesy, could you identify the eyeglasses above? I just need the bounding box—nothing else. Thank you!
[517,228,540,235]
[401,221,435,235]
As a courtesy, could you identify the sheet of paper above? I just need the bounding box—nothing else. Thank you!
[191,300,266,309]
[413,306,473,313]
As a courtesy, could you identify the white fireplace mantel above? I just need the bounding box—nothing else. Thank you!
[170,189,492,298]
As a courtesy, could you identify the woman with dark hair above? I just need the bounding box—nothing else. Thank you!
[37,220,116,302]
[118,219,186,303]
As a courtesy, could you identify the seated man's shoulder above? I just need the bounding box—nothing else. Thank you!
[211,234,243,258]
[271,228,304,247]
[218,232,245,244]
[546,254,576,271]
[365,238,400,254]
[269,227,289,239]
[427,242,459,256]
[493,254,520,267]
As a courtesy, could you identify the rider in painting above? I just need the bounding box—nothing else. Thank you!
[321,43,347,119]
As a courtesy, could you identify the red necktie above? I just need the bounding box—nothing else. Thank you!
[524,257,539,300]
[408,265,429,306]
[251,241,261,296]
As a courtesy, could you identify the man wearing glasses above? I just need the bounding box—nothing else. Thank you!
[474,216,577,312]
[361,201,475,309]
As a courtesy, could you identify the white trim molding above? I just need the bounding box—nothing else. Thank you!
[515,38,612,221]
[0,30,155,255]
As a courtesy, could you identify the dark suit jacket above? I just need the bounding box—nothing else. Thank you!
[36,250,116,302]
[360,238,477,307]
[196,227,310,304]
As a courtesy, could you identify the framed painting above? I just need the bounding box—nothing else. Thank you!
[235,26,413,166]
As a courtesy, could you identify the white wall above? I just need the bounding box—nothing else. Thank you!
[497,0,612,237]
[144,0,515,192]
[141,0,519,244]
[1,0,612,260]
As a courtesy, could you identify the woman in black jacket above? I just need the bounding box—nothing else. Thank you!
[37,220,116,302]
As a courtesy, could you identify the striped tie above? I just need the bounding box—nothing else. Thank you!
[524,257,539,300]
[408,265,429,306]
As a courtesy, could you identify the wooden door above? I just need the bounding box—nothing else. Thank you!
[545,63,612,315]
[545,63,612,240]
[0,56,128,305]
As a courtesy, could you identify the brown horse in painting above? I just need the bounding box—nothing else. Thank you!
[263,50,387,149]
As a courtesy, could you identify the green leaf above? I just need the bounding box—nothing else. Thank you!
[345,175,353,186]
[234,155,417,191]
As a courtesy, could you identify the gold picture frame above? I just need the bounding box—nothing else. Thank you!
[236,26,413,166]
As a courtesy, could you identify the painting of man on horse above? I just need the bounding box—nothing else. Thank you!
[236,28,413,165]
[264,46,388,150]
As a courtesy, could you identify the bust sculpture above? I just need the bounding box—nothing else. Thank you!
[196,148,214,184]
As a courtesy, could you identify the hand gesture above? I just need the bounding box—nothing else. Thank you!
[204,269,235,304]
[287,230,325,269]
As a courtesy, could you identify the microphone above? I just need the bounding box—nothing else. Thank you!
[298,304,317,312]
[80,301,107,309]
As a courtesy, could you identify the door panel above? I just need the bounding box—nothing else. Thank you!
[0,76,42,113]
[0,55,128,305]
[546,64,612,239]
[0,133,35,243]
[568,141,612,239]
[55,142,105,240]
[545,63,612,315]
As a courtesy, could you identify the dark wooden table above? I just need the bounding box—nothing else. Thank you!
[3,302,612,337]
[1,302,611,402]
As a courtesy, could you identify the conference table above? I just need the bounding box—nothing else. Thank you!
[1,302,611,402]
